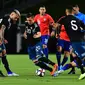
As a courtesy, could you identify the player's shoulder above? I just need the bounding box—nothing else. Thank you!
[34,22,39,28]
[35,14,40,17]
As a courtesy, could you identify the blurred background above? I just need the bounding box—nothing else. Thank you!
[0,0,85,54]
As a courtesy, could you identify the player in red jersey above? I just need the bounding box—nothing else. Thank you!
[34,6,54,59]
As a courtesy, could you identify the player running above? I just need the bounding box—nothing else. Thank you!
[23,13,57,76]
[53,6,85,80]
[34,6,54,59]
[0,9,20,76]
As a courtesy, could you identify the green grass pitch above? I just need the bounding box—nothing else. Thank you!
[0,54,85,85]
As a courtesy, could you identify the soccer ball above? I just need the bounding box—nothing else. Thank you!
[35,68,45,77]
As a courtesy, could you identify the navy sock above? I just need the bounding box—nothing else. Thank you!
[56,51,61,66]
[63,64,72,70]
[61,56,68,66]
[43,48,48,59]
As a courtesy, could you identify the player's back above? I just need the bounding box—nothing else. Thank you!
[63,15,84,42]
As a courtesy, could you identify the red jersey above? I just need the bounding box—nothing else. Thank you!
[34,14,54,35]
[57,16,70,41]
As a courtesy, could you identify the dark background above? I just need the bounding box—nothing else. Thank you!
[0,0,85,54]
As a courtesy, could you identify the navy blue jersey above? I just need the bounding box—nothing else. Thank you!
[25,22,41,46]
[58,15,85,42]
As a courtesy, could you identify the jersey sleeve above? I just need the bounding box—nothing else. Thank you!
[48,14,54,24]
[57,16,65,25]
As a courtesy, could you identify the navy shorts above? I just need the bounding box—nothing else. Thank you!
[57,39,72,51]
[41,35,49,45]
[0,43,6,53]
[72,42,85,59]
[27,42,44,60]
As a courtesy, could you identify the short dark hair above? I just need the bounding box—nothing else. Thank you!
[26,12,34,18]
[40,5,45,8]
[66,5,74,13]
[72,4,79,7]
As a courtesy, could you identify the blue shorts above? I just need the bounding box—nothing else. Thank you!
[27,42,44,60]
[41,35,49,45]
[0,43,6,53]
[72,42,85,59]
[57,39,72,51]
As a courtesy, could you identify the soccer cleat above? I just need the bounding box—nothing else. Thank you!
[0,71,5,77]
[7,72,19,77]
[53,70,64,77]
[50,64,58,76]
[79,73,85,80]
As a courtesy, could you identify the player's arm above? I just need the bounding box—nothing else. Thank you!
[33,23,41,38]
[23,30,27,39]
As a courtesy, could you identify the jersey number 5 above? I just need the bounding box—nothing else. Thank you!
[71,20,78,30]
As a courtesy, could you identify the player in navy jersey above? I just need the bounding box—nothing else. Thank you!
[0,9,20,76]
[24,13,58,76]
[53,6,85,80]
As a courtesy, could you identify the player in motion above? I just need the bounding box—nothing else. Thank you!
[0,9,20,76]
[34,6,54,59]
[53,6,85,80]
[24,13,57,76]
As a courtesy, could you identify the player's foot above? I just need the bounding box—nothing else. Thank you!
[79,73,85,80]
[53,69,64,77]
[68,70,75,74]
[0,71,5,77]
[7,72,19,77]
[50,64,58,76]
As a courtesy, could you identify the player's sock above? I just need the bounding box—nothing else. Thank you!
[43,48,48,59]
[63,64,72,70]
[61,56,68,66]
[35,61,52,72]
[38,57,55,66]
[56,51,61,66]
[76,57,85,74]
[2,55,12,73]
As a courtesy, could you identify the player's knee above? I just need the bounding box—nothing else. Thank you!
[2,49,6,55]
[57,46,62,52]
[70,61,76,67]
[43,44,47,49]
[64,51,70,57]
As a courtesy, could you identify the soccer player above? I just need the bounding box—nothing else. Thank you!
[23,13,57,76]
[69,4,85,74]
[53,6,85,80]
[0,28,6,77]
[54,17,72,71]
[34,6,54,59]
[0,9,20,76]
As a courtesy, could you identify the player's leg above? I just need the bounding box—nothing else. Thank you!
[56,39,63,70]
[2,43,19,76]
[68,52,76,74]
[61,41,71,66]
[72,42,85,80]
[41,35,49,59]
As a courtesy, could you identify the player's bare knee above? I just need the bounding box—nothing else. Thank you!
[70,61,76,67]
[57,46,62,52]
[64,51,70,57]
[2,49,6,55]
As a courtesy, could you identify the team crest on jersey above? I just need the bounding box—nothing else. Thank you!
[44,18,46,21]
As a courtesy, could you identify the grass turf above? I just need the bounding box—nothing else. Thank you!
[0,54,85,85]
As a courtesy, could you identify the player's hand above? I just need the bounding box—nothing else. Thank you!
[51,31,55,37]
[56,34,59,38]
[23,34,27,39]
[4,39,8,44]
[33,34,38,38]
[53,23,59,28]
